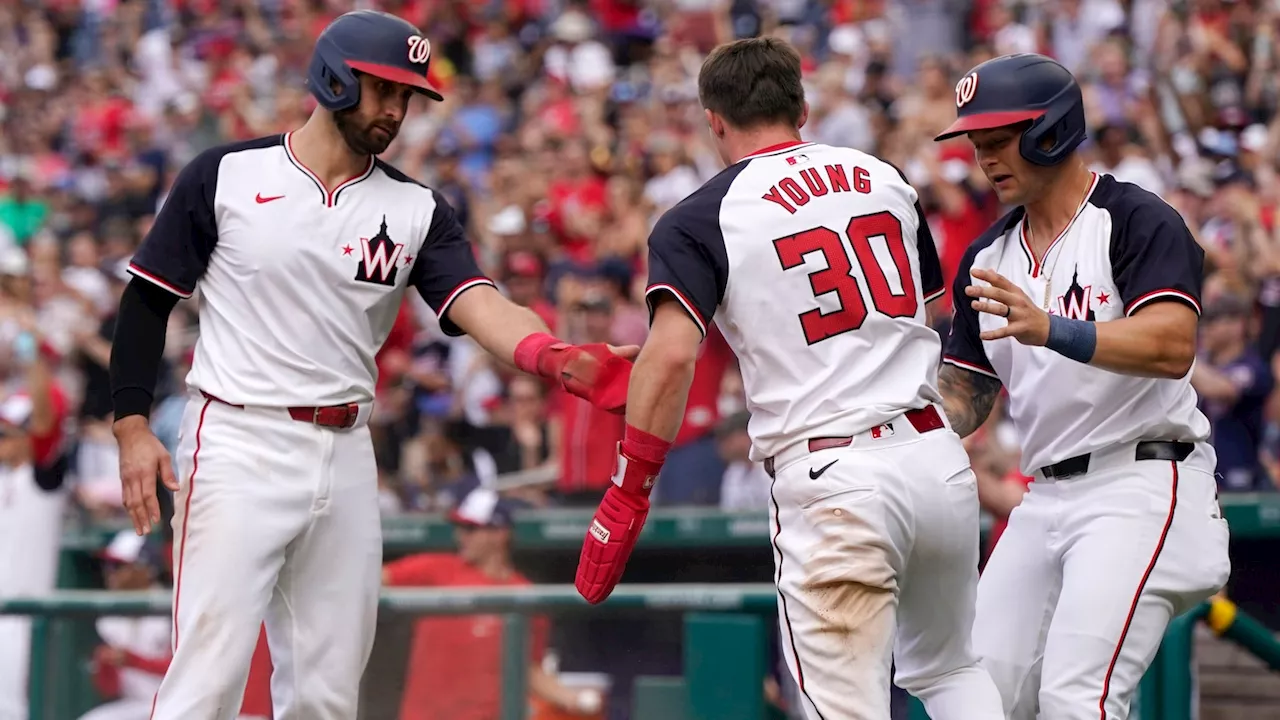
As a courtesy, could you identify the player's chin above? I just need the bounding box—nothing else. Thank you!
[351,126,398,156]
[990,180,1022,205]
[363,134,395,156]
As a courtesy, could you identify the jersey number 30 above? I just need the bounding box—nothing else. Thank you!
[772,211,917,345]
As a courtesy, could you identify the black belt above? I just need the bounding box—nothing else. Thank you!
[1039,441,1195,480]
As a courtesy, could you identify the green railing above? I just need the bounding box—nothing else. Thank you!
[56,491,1280,555]
[7,586,1280,720]
[4,584,783,720]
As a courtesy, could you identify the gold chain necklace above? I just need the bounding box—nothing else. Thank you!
[1026,176,1095,310]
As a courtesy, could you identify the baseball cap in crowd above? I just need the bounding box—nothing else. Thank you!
[101,530,148,565]
[0,248,29,277]
[489,206,527,238]
[594,257,632,290]
[714,410,751,441]
[550,11,594,44]
[0,394,33,430]
[505,250,543,278]
[448,487,518,529]
[575,291,612,313]
[1199,127,1238,159]
[610,80,645,105]
[432,135,461,159]
[1240,124,1270,155]
[1212,160,1254,188]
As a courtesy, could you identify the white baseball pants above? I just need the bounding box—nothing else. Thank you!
[973,441,1231,720]
[149,392,382,720]
[768,407,1005,720]
[77,699,153,720]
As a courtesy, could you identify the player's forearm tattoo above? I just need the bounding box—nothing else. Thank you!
[938,364,1003,438]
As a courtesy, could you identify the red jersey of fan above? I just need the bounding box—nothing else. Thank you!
[383,554,550,720]
[674,324,734,447]
[552,388,625,494]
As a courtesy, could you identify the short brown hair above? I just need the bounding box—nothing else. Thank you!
[698,37,805,130]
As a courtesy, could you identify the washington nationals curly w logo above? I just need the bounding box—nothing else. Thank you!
[955,72,979,108]
[407,36,431,65]
[354,217,405,286]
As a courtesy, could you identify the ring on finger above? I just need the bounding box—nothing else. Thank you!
[1003,305,1012,318]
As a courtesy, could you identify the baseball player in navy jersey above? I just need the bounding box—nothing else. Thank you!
[933,53,1231,719]
[107,12,634,720]
[572,38,1005,720]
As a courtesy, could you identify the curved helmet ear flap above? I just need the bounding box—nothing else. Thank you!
[307,41,362,112]
[1019,82,1087,166]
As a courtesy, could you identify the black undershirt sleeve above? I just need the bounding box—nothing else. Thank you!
[110,278,180,421]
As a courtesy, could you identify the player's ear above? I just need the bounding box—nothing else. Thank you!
[705,109,724,139]
[797,101,809,131]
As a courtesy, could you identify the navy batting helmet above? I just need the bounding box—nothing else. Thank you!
[307,10,444,113]
[934,53,1086,167]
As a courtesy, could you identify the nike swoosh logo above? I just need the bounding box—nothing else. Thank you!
[255,193,285,204]
[809,460,838,480]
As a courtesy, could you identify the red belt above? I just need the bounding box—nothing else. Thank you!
[201,392,359,430]
[763,405,945,479]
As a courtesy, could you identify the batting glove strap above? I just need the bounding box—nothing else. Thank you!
[513,332,562,377]
[610,427,668,497]
[575,485,650,605]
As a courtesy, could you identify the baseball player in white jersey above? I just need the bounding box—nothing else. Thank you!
[107,12,634,720]
[933,54,1231,719]
[78,532,172,720]
[572,38,1005,720]
[0,324,70,720]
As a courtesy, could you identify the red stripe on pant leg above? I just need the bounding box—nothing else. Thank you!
[768,479,828,720]
[150,397,212,720]
[1098,461,1178,720]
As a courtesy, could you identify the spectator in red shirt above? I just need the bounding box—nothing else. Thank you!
[654,323,735,506]
[382,487,602,720]
[548,292,625,505]
[545,140,609,265]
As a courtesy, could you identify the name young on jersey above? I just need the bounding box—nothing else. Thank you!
[761,163,873,215]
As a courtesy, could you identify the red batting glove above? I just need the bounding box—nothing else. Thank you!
[575,426,671,604]
[514,333,631,413]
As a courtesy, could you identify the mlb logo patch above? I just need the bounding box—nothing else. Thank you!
[786,154,810,166]
[870,423,895,440]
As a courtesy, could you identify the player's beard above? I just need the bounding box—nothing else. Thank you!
[333,108,399,157]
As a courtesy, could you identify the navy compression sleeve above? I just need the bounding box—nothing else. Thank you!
[110,278,179,421]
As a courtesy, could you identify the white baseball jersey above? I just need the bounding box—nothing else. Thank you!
[943,172,1210,475]
[96,614,172,700]
[128,132,494,406]
[645,141,946,462]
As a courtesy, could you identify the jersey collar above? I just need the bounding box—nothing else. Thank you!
[282,131,376,208]
[1018,171,1100,279]
[740,140,815,162]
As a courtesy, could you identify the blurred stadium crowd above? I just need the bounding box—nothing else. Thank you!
[1,0,1275,523]
[2,0,1279,717]
[3,0,1278,522]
